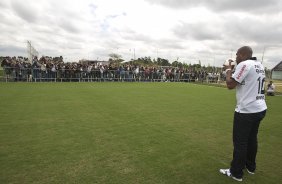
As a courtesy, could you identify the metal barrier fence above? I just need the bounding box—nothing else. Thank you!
[0,67,223,83]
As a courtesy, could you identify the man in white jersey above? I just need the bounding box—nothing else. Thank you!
[219,46,267,182]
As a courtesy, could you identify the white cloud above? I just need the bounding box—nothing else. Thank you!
[145,0,281,13]
[0,0,281,68]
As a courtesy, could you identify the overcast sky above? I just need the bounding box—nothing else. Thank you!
[1,0,282,68]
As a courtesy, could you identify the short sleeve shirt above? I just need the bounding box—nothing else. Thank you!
[232,59,267,113]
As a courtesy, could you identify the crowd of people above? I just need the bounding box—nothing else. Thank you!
[1,56,224,83]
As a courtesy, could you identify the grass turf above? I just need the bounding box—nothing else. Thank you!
[0,82,281,184]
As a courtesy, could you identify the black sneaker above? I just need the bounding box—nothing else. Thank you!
[219,168,243,182]
[246,168,255,175]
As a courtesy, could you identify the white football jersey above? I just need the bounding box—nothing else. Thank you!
[232,59,267,113]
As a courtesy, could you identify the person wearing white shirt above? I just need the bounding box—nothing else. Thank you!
[219,46,267,182]
[266,81,275,96]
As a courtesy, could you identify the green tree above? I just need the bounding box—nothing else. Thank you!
[109,53,124,63]
[159,58,170,66]
[171,61,179,67]
[109,53,124,62]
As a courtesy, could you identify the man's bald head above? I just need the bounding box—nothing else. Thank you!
[236,46,253,64]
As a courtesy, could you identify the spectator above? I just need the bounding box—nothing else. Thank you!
[266,81,275,96]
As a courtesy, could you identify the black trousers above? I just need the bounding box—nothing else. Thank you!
[230,110,266,178]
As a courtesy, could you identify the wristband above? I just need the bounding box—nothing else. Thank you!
[225,69,231,73]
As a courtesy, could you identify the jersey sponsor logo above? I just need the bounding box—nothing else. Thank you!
[256,69,265,74]
[236,64,246,80]
[255,64,265,74]
[256,95,265,100]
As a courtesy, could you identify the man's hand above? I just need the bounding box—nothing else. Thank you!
[223,59,235,72]
[224,59,238,89]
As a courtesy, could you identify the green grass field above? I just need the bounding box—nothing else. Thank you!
[0,83,281,184]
